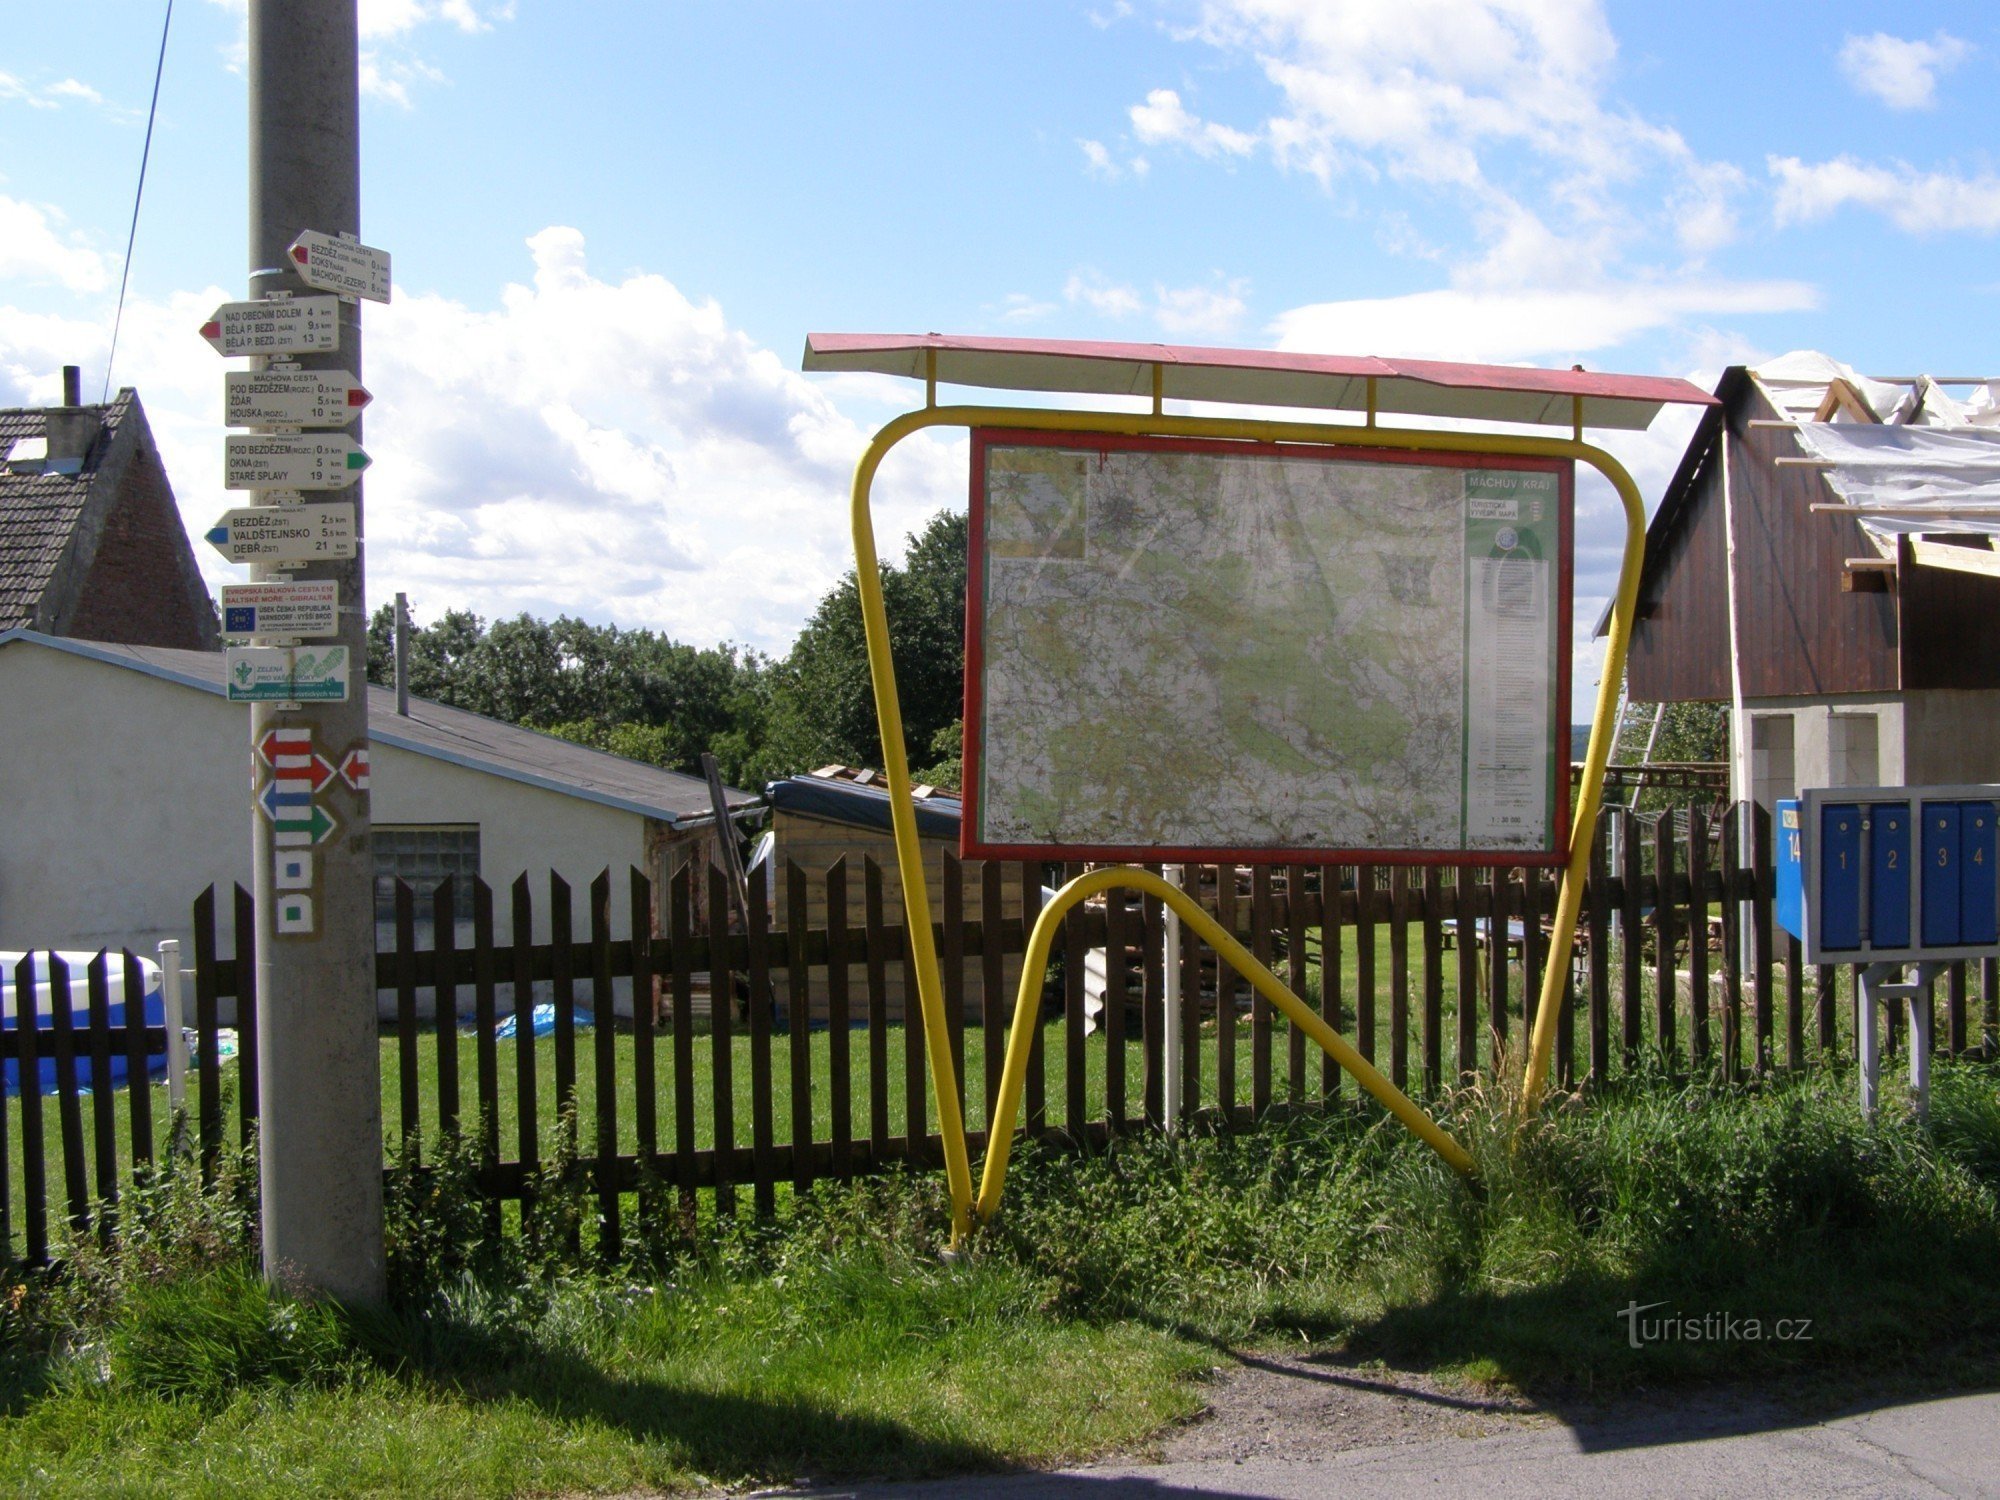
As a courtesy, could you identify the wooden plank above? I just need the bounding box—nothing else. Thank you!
[1690,815,1714,1070]
[1421,866,1443,1095]
[1143,868,1165,1126]
[709,862,738,1219]
[1654,820,1678,1067]
[1249,865,1273,1117]
[1786,932,1805,1070]
[863,857,890,1164]
[1181,867,1205,1117]
[1586,817,1611,1085]
[669,864,698,1221]
[1520,870,1544,1047]
[826,859,853,1177]
[1750,804,1775,1074]
[1060,859,1088,1135]
[85,952,117,1231]
[550,872,578,1128]
[473,878,501,1238]
[942,854,967,1127]
[1023,863,1047,1133]
[1718,812,1741,1078]
[1352,864,1384,1072]
[630,868,660,1200]
[745,867,778,1218]
[15,954,47,1265]
[1105,881,1130,1130]
[1388,868,1413,1089]
[1322,865,1343,1098]
[1619,810,1643,1067]
[786,861,813,1193]
[1983,957,1999,1061]
[47,954,89,1237]
[1286,871,1308,1105]
[0,962,12,1258]
[1948,962,1968,1058]
[121,950,154,1175]
[1486,869,1510,1056]
[192,885,222,1184]
[901,883,925,1162]
[1455,864,1478,1083]
[394,879,421,1147]
[981,862,1006,1131]
[589,871,622,1255]
[433,877,461,1140]
[232,885,259,1152]
[1215,864,1239,1119]
[510,876,539,1229]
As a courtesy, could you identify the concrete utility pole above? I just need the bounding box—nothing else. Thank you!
[248,0,384,1303]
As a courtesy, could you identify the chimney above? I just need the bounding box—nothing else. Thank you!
[43,364,101,477]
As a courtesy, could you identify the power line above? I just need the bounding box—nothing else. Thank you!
[102,0,175,404]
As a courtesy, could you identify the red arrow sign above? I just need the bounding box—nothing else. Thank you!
[258,726,313,767]
[338,747,370,793]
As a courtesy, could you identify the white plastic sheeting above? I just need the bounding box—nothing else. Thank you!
[1750,351,2000,551]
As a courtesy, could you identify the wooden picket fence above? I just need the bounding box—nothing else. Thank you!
[5,802,1998,1267]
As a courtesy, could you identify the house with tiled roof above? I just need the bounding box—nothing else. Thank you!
[1,368,217,650]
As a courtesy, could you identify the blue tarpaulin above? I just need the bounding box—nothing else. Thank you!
[491,1003,595,1040]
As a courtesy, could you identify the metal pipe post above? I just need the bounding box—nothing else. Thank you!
[247,0,384,1303]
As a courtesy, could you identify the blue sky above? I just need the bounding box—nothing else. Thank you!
[3,1,1997,715]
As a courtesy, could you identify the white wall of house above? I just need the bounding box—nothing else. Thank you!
[0,641,650,990]
[1730,690,2000,807]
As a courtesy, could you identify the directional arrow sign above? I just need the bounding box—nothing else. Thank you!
[257,780,340,847]
[287,231,391,303]
[206,503,356,563]
[224,434,369,491]
[226,645,352,704]
[224,369,370,429]
[199,296,341,356]
[223,581,340,639]
[337,747,370,793]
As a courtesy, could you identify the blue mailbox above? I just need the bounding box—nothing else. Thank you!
[1778,785,2000,964]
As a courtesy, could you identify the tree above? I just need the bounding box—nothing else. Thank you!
[757,509,967,779]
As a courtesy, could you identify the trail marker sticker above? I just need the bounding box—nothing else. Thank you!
[275,852,314,891]
[222,581,339,639]
[226,646,352,703]
[199,297,341,356]
[205,503,356,563]
[287,231,391,303]
[224,369,369,429]
[337,747,370,793]
[275,893,315,935]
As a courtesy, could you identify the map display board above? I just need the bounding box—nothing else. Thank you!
[963,430,1572,864]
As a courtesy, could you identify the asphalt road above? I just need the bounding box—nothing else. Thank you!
[785,1388,2000,1499]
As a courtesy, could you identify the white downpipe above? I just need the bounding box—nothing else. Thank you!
[157,939,187,1115]
[1162,864,1184,1133]
[1720,421,1757,976]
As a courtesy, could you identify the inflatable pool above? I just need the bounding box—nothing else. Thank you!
[1,951,167,1096]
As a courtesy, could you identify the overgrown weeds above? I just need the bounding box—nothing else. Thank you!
[0,1064,1996,1492]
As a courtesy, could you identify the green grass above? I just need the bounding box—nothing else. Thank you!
[2,1062,1997,1495]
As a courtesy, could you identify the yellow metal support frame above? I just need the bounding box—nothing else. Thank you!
[849,404,1647,1246]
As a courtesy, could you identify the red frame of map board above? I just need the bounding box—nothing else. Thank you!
[960,427,1574,867]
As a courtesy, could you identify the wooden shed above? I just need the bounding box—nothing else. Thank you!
[762,768,1028,1023]
[1605,352,2000,807]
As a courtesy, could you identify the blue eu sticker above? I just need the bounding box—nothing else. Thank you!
[225,606,255,632]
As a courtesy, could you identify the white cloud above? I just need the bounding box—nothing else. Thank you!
[0,72,105,110]
[996,292,1057,323]
[1065,271,1146,319]
[0,230,962,655]
[1089,1,1135,27]
[1269,279,1817,365]
[360,52,447,108]
[358,0,506,38]
[1154,278,1249,337]
[1769,155,2000,235]
[1129,88,1257,158]
[1838,31,1970,110]
[0,197,110,294]
[206,0,506,101]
